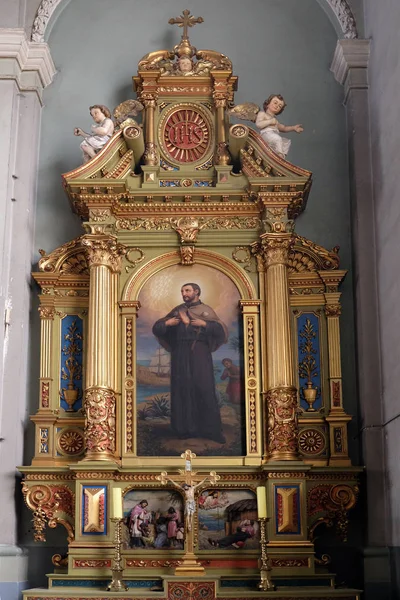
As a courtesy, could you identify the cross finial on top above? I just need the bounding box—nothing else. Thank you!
[169,9,204,41]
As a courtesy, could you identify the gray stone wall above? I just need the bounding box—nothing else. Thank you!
[364,0,400,594]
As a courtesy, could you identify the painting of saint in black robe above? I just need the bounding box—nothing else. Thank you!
[152,282,227,444]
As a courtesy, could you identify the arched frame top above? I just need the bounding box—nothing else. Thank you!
[122,249,257,303]
[31,0,357,44]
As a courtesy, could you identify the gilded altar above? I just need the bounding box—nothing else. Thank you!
[20,11,361,600]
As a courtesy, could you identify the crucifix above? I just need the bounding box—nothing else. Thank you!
[168,9,204,42]
[157,449,220,575]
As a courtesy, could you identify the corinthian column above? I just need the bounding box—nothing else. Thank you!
[142,93,158,167]
[81,235,126,462]
[262,233,299,461]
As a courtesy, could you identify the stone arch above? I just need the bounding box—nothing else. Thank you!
[31,0,357,44]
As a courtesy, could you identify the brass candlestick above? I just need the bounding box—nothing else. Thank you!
[107,518,128,592]
[258,517,275,591]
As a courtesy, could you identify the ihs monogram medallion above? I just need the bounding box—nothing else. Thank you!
[160,104,212,165]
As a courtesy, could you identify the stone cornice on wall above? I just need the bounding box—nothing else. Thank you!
[0,28,56,101]
[330,39,370,102]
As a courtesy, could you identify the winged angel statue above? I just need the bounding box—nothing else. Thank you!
[74,99,144,163]
[229,94,303,158]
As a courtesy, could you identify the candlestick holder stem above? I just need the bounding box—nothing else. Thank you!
[258,517,275,591]
[107,517,128,592]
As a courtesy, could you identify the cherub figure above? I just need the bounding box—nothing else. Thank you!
[255,94,303,158]
[74,105,114,163]
[175,55,194,75]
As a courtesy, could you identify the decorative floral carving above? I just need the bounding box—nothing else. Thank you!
[57,428,85,456]
[81,236,126,273]
[213,141,231,166]
[299,428,325,456]
[325,304,342,317]
[126,390,134,452]
[22,483,75,543]
[52,553,68,568]
[168,581,215,600]
[89,209,111,222]
[326,0,357,38]
[255,234,294,268]
[126,319,133,376]
[270,558,309,568]
[125,248,145,273]
[171,216,201,243]
[143,142,159,166]
[38,306,55,320]
[31,0,61,42]
[332,380,342,407]
[266,386,299,459]
[41,381,50,408]
[74,559,112,568]
[180,245,195,265]
[308,483,359,543]
[84,387,116,455]
[232,246,252,272]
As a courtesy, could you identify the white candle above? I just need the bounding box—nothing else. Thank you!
[257,486,268,518]
[112,488,123,519]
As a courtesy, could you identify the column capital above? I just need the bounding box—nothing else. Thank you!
[38,305,55,320]
[0,28,56,101]
[258,233,295,268]
[330,38,370,102]
[81,235,127,273]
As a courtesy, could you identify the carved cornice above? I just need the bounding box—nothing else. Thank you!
[330,39,370,102]
[0,28,56,101]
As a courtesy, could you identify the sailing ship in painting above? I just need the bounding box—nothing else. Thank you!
[137,345,170,386]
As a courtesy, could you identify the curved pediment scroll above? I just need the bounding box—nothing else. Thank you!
[289,235,341,273]
[38,237,89,275]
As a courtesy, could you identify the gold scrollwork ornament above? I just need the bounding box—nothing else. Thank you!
[84,387,116,456]
[266,386,299,460]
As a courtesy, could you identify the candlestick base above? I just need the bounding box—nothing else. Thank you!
[107,517,128,592]
[257,517,275,591]
[107,569,128,592]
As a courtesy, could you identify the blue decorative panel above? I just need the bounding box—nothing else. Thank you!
[60,315,83,412]
[296,312,322,411]
[81,485,107,536]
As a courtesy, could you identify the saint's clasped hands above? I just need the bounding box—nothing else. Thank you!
[165,310,206,328]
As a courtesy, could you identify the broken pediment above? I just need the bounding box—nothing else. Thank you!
[62,10,312,221]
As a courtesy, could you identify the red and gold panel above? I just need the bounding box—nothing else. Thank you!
[158,103,213,167]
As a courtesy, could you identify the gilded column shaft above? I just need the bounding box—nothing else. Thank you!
[266,262,294,387]
[326,312,342,379]
[86,264,113,388]
[142,97,158,166]
[39,311,54,379]
[38,306,55,411]
[262,234,299,461]
[82,235,125,461]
